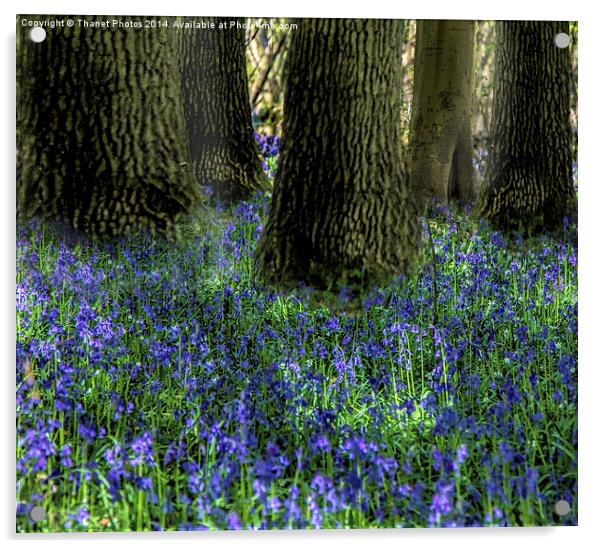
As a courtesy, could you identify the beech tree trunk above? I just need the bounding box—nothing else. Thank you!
[17,16,199,236]
[256,18,418,290]
[409,20,478,209]
[478,21,576,231]
[180,17,267,202]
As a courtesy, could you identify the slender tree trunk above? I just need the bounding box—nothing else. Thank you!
[180,17,267,202]
[478,21,576,231]
[250,32,288,108]
[409,20,478,209]
[17,16,199,236]
[256,18,418,290]
[473,21,496,148]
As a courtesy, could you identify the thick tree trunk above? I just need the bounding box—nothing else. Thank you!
[256,18,418,290]
[478,21,576,231]
[180,17,267,202]
[17,16,199,236]
[409,20,478,209]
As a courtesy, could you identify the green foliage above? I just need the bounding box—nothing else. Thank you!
[16,197,577,530]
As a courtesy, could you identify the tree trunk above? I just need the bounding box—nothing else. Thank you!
[409,20,478,209]
[17,16,199,236]
[180,17,267,202]
[256,18,418,290]
[478,21,576,231]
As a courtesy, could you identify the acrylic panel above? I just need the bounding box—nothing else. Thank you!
[15,15,578,532]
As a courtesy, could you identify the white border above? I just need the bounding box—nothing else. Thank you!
[3,1,601,546]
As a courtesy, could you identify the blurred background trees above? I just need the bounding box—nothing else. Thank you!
[245,18,290,133]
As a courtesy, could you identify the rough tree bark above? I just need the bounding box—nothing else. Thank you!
[17,15,199,236]
[256,18,418,290]
[409,20,478,209]
[180,17,267,202]
[478,21,576,231]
